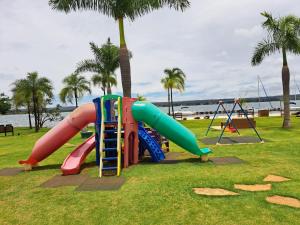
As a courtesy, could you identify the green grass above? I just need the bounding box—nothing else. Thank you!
[0,117,300,225]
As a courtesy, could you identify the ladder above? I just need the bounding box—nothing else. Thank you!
[99,96,122,177]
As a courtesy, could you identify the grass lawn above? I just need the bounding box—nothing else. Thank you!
[0,117,300,225]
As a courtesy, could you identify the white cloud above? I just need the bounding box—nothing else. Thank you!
[1,0,300,103]
[234,25,262,38]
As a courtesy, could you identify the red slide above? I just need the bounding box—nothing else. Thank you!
[19,103,96,170]
[61,135,96,175]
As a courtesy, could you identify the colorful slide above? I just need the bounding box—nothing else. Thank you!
[19,99,210,173]
[61,135,96,175]
[138,126,165,162]
[132,101,211,156]
[19,103,96,169]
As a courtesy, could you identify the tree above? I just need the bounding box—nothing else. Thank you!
[11,81,33,129]
[251,12,300,128]
[11,72,54,132]
[60,73,91,107]
[0,93,11,115]
[161,68,186,117]
[76,39,119,95]
[91,73,117,95]
[137,94,147,101]
[38,105,63,128]
[49,0,190,98]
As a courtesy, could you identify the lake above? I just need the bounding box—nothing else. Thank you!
[1,100,299,128]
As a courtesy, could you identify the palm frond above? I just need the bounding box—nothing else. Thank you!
[49,0,190,20]
[251,39,279,66]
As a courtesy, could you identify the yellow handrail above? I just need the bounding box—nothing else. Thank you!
[117,97,122,176]
[98,97,105,178]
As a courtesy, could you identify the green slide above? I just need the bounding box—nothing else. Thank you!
[132,101,211,156]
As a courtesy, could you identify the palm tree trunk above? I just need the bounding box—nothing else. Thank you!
[167,88,171,115]
[107,82,112,95]
[118,17,131,98]
[27,103,32,129]
[282,49,291,128]
[170,88,175,118]
[32,93,39,132]
[74,88,78,108]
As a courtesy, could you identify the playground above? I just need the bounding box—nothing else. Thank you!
[0,116,300,225]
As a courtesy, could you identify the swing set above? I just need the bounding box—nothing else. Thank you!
[205,99,264,145]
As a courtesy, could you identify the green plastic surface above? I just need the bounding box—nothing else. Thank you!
[132,101,212,156]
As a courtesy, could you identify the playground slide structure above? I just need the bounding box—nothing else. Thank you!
[19,103,96,170]
[19,98,211,175]
[132,101,211,156]
[61,135,96,175]
[138,126,165,162]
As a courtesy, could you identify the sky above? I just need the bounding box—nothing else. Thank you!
[1,0,300,105]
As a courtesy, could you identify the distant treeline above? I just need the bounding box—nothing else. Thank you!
[6,94,300,115]
[153,94,300,107]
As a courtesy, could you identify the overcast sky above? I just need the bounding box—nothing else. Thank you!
[1,0,300,105]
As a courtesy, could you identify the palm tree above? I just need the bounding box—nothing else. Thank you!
[251,12,300,128]
[161,76,171,115]
[11,72,53,132]
[49,0,190,98]
[137,94,147,101]
[60,73,91,108]
[11,80,33,129]
[76,39,119,95]
[161,68,186,117]
[91,74,117,95]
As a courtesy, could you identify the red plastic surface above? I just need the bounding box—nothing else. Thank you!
[61,135,96,175]
[19,103,96,166]
[122,97,139,168]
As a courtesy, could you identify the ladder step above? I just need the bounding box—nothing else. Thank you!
[104,121,118,124]
[104,129,117,133]
[103,147,117,152]
[104,138,118,142]
[103,157,118,161]
[102,166,117,170]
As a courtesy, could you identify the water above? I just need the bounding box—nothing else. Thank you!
[1,100,299,128]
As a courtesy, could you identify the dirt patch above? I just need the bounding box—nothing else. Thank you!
[164,152,182,161]
[76,177,126,191]
[234,184,271,192]
[263,175,291,182]
[193,188,239,196]
[210,157,245,165]
[40,174,88,188]
[266,195,300,208]
[0,167,23,176]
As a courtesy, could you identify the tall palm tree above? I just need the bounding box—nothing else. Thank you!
[11,72,53,132]
[60,73,91,108]
[49,0,190,98]
[161,68,186,117]
[11,80,33,129]
[251,12,300,128]
[161,76,172,115]
[91,73,117,95]
[76,39,119,95]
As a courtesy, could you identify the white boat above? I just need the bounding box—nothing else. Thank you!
[291,106,300,111]
[174,110,195,116]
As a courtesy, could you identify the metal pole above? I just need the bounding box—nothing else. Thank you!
[205,102,221,136]
[220,104,240,135]
[217,102,237,144]
[238,102,263,142]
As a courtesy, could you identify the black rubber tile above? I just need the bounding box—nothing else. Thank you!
[0,167,23,176]
[202,136,263,145]
[76,177,126,191]
[40,174,88,188]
